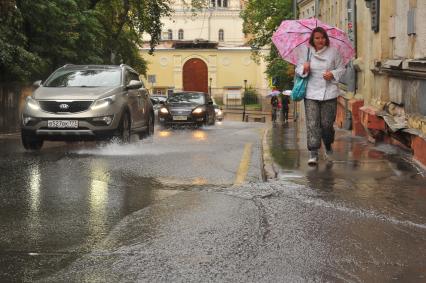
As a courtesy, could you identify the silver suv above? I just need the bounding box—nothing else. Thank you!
[21,64,154,150]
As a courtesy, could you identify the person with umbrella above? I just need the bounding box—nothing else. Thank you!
[281,90,291,123]
[272,19,353,165]
[269,89,280,123]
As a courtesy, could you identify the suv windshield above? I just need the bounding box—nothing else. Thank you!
[168,92,205,104]
[44,69,121,87]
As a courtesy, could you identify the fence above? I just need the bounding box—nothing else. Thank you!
[211,87,271,112]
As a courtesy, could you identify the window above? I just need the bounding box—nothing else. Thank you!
[211,0,227,8]
[218,29,224,41]
[168,29,173,40]
[178,29,184,40]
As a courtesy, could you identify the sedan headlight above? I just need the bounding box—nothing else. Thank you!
[91,95,116,110]
[192,107,205,114]
[26,96,40,111]
[160,107,169,114]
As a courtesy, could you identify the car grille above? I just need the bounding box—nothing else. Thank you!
[39,101,93,113]
[170,109,192,116]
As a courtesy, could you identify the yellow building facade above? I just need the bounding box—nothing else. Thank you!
[140,0,269,105]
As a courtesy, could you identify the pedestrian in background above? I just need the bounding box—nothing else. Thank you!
[295,27,346,165]
[270,94,279,123]
[281,94,290,123]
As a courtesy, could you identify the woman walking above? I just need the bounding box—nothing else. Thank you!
[295,27,346,165]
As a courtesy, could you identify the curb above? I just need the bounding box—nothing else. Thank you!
[0,132,20,139]
[261,128,278,181]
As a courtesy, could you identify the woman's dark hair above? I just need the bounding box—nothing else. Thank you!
[309,27,330,47]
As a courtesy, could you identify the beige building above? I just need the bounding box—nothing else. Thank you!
[298,0,316,19]
[297,0,426,166]
[140,0,269,105]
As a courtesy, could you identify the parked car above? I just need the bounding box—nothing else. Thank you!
[21,64,154,150]
[212,97,224,121]
[158,91,215,127]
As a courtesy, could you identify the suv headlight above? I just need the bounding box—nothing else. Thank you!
[91,95,116,110]
[26,96,40,111]
[192,107,205,114]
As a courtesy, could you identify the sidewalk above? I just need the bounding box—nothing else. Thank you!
[264,117,426,182]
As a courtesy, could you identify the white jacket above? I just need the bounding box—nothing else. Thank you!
[295,46,346,101]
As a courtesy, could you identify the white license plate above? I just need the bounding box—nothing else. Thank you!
[173,116,188,121]
[47,120,78,128]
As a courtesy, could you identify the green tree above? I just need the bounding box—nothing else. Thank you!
[0,2,42,82]
[1,0,206,82]
[16,0,106,80]
[241,0,293,90]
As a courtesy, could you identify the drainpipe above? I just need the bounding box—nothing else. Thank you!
[293,0,297,19]
[315,0,320,18]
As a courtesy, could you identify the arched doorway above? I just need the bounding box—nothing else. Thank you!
[183,58,208,93]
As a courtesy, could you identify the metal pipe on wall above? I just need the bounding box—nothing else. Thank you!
[315,0,320,18]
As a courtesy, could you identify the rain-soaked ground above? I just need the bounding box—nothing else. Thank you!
[1,117,426,282]
[0,121,264,281]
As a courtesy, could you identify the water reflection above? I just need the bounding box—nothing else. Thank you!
[28,162,41,242]
[192,130,207,141]
[89,160,110,237]
[158,130,171,138]
[29,163,41,212]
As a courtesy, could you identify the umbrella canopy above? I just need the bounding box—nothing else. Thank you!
[267,90,281,97]
[272,18,354,66]
[282,90,291,96]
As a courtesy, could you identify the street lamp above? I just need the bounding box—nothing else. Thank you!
[242,79,247,122]
[209,77,212,97]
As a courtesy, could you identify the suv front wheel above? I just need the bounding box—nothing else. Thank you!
[139,113,154,139]
[115,112,131,143]
[22,131,44,150]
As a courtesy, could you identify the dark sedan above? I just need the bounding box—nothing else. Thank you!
[158,91,215,127]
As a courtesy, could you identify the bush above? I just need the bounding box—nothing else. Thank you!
[243,86,259,105]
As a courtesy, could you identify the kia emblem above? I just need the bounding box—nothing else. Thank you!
[59,103,70,110]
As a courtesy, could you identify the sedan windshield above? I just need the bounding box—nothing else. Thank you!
[44,69,121,87]
[168,92,205,104]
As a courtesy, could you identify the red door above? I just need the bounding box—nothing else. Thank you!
[183,59,208,93]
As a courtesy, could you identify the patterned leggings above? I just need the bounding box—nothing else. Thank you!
[304,98,337,151]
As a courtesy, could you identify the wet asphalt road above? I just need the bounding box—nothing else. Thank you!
[1,119,426,282]
[0,121,264,281]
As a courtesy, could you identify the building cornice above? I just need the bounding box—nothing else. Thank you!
[171,10,241,17]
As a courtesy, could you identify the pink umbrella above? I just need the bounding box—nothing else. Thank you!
[267,90,281,97]
[272,18,355,66]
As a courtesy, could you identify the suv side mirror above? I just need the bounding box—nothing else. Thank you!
[33,80,42,88]
[207,100,213,105]
[127,80,143,90]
